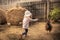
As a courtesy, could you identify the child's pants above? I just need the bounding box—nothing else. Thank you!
[22,29,28,36]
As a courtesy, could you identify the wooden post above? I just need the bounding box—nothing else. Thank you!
[47,0,50,20]
[44,3,46,21]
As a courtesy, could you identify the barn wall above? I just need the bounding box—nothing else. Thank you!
[0,0,60,21]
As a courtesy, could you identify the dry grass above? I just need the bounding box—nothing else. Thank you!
[6,7,26,25]
[0,9,7,25]
[0,22,60,40]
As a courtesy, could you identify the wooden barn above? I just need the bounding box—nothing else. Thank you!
[0,0,60,22]
[17,0,60,21]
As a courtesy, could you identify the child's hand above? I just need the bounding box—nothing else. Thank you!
[36,18,39,21]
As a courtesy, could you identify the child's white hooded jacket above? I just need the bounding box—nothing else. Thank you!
[23,10,38,29]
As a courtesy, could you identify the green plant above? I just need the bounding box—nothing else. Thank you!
[49,7,60,21]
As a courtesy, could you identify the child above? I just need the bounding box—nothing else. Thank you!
[21,10,38,38]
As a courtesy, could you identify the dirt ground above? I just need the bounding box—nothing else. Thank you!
[0,22,60,40]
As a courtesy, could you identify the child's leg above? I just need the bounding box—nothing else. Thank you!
[25,29,28,36]
[22,29,28,36]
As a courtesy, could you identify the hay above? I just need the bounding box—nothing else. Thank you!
[7,34,19,40]
[0,9,7,25]
[7,7,26,25]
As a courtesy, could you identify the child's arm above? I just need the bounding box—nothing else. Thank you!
[31,19,38,21]
[28,17,38,21]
